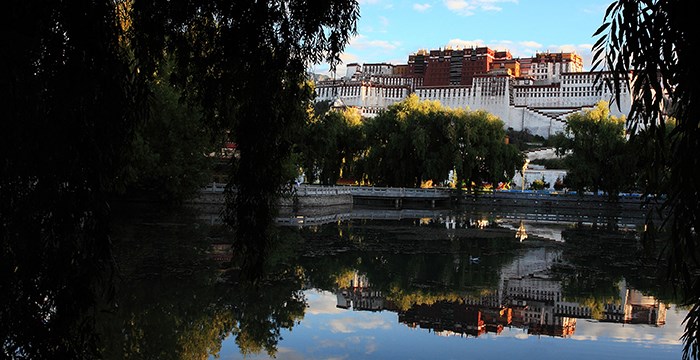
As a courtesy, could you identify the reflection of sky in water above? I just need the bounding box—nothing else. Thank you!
[212,290,685,360]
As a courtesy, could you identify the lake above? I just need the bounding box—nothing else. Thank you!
[103,203,686,360]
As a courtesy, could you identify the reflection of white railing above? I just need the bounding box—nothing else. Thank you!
[276,213,352,226]
[201,182,227,193]
[348,186,452,198]
[273,206,648,228]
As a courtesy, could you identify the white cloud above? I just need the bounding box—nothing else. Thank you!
[365,341,378,354]
[329,315,392,333]
[305,290,347,315]
[340,52,360,64]
[349,34,401,51]
[520,40,543,49]
[556,44,581,53]
[379,15,390,28]
[365,40,400,50]
[365,16,390,34]
[310,52,360,78]
[444,0,476,15]
[413,3,432,11]
[571,310,686,346]
[443,0,517,16]
[273,348,308,360]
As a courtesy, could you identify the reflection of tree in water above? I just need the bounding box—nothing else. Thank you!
[296,220,522,310]
[1,202,309,359]
[0,203,115,359]
[304,220,676,331]
[552,225,678,318]
[98,207,232,359]
[229,272,306,357]
[97,208,307,359]
[5,201,682,359]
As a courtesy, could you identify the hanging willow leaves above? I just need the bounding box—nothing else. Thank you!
[593,1,700,358]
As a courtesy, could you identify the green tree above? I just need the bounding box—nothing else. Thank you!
[302,107,364,185]
[411,103,458,185]
[529,178,549,191]
[361,95,443,187]
[360,95,461,187]
[453,109,524,190]
[117,59,218,202]
[361,95,522,188]
[594,1,699,356]
[554,101,632,199]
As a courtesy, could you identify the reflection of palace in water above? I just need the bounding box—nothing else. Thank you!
[334,251,668,339]
[399,302,511,338]
[336,272,385,312]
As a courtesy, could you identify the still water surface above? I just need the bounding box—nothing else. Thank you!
[217,289,685,360]
[110,205,686,360]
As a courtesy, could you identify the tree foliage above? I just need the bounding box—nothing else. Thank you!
[358,95,524,189]
[2,1,139,357]
[553,101,632,199]
[116,58,218,202]
[1,0,359,356]
[301,105,364,185]
[361,95,448,187]
[626,120,675,194]
[94,208,310,360]
[124,0,360,271]
[594,1,700,357]
[453,108,524,190]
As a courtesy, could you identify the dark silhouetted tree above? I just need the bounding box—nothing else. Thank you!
[125,0,359,271]
[1,1,142,357]
[1,0,359,356]
[594,1,700,357]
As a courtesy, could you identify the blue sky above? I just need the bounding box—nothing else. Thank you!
[312,0,613,76]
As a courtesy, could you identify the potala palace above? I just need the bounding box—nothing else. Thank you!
[314,47,632,138]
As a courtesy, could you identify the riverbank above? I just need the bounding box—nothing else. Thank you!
[192,184,661,211]
[188,184,664,228]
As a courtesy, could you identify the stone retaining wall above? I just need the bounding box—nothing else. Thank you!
[279,193,353,208]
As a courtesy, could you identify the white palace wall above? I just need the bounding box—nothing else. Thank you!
[314,71,631,138]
